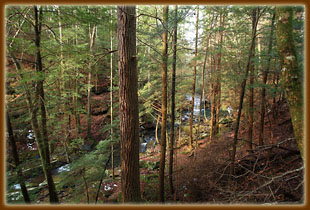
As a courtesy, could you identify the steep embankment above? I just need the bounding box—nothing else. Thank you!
[172,100,303,203]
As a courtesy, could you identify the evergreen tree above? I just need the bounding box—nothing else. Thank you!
[117,5,141,202]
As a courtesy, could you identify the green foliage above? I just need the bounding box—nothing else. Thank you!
[57,138,113,202]
[5,5,304,204]
[139,160,160,170]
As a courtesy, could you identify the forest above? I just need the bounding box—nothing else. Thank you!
[5,5,305,204]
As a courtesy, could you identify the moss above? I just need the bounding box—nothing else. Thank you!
[276,7,304,159]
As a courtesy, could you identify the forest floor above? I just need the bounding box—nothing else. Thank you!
[91,98,304,204]
[138,99,303,204]
[7,89,303,204]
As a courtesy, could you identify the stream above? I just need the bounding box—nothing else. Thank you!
[139,94,209,153]
[7,94,210,202]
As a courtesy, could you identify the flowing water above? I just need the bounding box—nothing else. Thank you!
[140,94,208,153]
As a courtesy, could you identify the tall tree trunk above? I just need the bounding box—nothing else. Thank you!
[229,7,259,187]
[203,39,210,122]
[110,7,115,180]
[6,111,31,203]
[58,6,71,163]
[74,24,81,136]
[276,7,304,159]
[189,6,199,151]
[259,11,275,146]
[87,22,97,141]
[117,6,141,202]
[159,5,169,203]
[210,51,216,141]
[168,5,178,196]
[197,37,209,143]
[247,9,257,152]
[214,13,224,135]
[8,49,59,203]
[33,6,59,203]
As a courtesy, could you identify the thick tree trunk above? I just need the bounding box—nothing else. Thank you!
[117,6,141,202]
[259,11,275,146]
[229,8,259,187]
[189,6,199,151]
[275,7,304,159]
[6,111,31,203]
[33,6,59,203]
[168,5,178,196]
[159,5,169,203]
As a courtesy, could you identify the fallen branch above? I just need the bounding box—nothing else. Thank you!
[239,166,304,198]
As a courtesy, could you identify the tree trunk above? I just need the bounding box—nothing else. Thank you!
[168,5,178,196]
[74,23,81,136]
[58,7,71,163]
[229,7,259,187]
[203,40,210,122]
[210,53,216,141]
[259,11,275,146]
[247,9,257,151]
[117,6,141,202]
[33,6,59,203]
[82,173,90,204]
[155,114,160,145]
[110,7,115,180]
[275,7,304,159]
[87,23,97,141]
[197,36,210,144]
[189,6,199,151]
[214,13,224,135]
[6,110,31,203]
[159,5,169,203]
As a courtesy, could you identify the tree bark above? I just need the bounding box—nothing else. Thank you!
[275,7,304,159]
[110,7,115,180]
[198,40,209,137]
[203,40,210,122]
[33,6,59,203]
[168,5,178,196]
[6,110,31,203]
[229,7,259,187]
[159,5,169,203]
[74,23,81,136]
[214,13,224,135]
[117,6,141,202]
[210,42,216,141]
[189,6,199,151]
[58,6,71,163]
[87,12,97,141]
[247,9,257,151]
[259,11,275,146]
